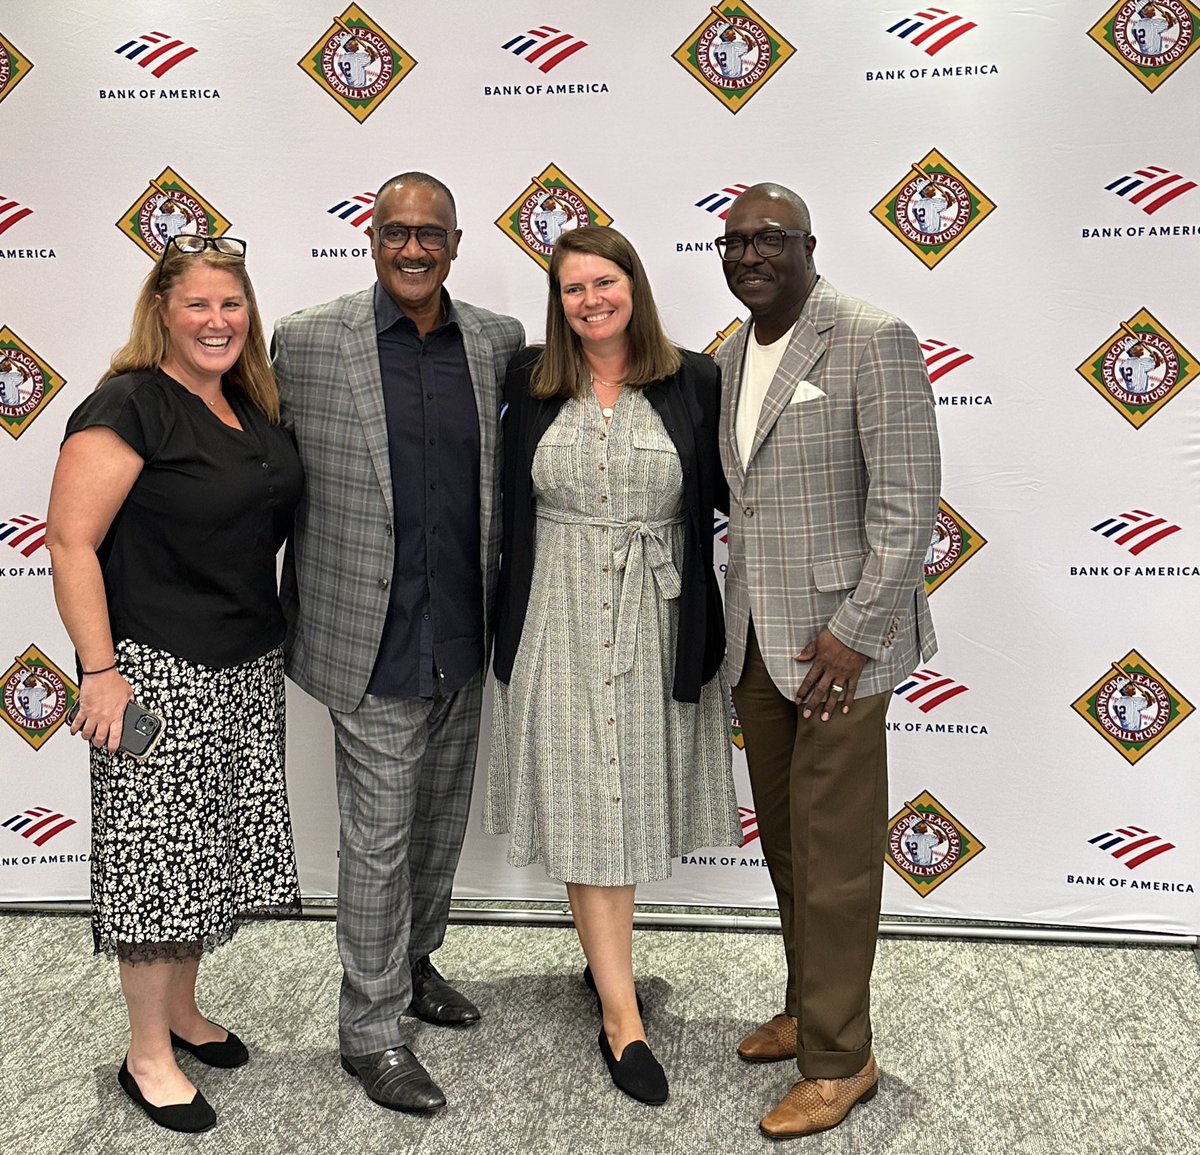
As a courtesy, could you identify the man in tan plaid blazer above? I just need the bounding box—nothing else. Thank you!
[273,173,523,1114]
[714,183,940,1139]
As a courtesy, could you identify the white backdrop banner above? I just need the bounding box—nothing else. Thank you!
[1,2,1198,934]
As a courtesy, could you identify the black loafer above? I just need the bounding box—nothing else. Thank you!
[597,1029,668,1105]
[340,1046,446,1113]
[117,1058,216,1133]
[408,955,481,1026]
[583,964,644,1015]
[170,1026,249,1069]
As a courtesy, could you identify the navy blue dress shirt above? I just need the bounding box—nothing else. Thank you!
[366,285,483,699]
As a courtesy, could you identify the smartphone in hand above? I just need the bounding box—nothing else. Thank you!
[66,698,165,761]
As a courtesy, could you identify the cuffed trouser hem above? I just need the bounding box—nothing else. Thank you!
[799,1039,873,1080]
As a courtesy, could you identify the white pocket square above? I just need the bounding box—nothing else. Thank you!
[787,380,826,405]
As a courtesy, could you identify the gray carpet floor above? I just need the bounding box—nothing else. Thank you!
[2,912,1198,1155]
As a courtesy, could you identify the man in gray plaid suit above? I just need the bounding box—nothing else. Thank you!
[714,183,940,1139]
[273,172,524,1113]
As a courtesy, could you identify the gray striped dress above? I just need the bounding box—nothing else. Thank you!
[485,389,741,885]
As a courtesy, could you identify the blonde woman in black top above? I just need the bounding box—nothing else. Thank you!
[46,237,302,1134]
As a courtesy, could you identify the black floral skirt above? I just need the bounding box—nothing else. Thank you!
[90,639,301,962]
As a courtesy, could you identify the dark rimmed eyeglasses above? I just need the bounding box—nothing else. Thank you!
[714,229,808,262]
[375,224,450,251]
[155,234,247,287]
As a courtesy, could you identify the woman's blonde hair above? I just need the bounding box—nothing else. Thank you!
[531,226,681,400]
[101,245,280,422]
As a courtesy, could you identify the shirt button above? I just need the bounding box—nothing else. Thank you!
[601,527,608,534]
[605,678,612,686]
[602,565,609,573]
[428,437,435,445]
[603,640,611,648]
[602,602,609,610]
[609,757,617,765]
[423,612,430,620]
[612,796,621,804]
[378,578,389,589]
[600,495,608,503]
[607,717,614,725]
[430,482,437,491]
[261,461,270,470]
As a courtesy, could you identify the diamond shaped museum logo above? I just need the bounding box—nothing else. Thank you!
[1088,0,1200,92]
[1076,309,1195,429]
[1072,651,1193,765]
[673,3,794,113]
[871,150,995,268]
[299,5,416,123]
[496,165,613,270]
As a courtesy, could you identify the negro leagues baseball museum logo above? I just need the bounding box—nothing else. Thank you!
[116,167,232,260]
[1075,309,1196,429]
[496,165,613,270]
[0,328,65,441]
[886,791,985,897]
[703,319,744,358]
[1088,0,1200,91]
[924,499,987,595]
[299,4,416,123]
[0,30,32,106]
[1072,650,1194,765]
[673,2,795,113]
[872,150,995,269]
[1,646,77,752]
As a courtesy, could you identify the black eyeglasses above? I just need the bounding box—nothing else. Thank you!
[155,235,247,286]
[375,224,450,251]
[715,229,808,261]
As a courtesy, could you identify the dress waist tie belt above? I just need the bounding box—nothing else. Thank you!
[534,508,683,677]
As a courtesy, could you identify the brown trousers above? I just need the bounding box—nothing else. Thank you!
[732,622,891,1079]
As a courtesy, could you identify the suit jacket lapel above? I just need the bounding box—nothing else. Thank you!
[341,306,394,521]
[746,279,837,468]
[721,323,751,485]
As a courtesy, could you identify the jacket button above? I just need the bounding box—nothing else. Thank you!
[744,507,755,518]
[378,578,389,589]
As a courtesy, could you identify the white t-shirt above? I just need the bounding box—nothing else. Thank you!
[736,320,797,469]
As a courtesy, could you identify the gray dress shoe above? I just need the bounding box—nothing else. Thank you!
[339,1046,446,1113]
[407,955,481,1026]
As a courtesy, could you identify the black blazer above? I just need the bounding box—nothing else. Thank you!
[492,346,728,703]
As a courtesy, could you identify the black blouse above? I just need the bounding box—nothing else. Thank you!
[63,368,303,668]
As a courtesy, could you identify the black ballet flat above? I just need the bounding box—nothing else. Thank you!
[597,1028,668,1105]
[117,1058,216,1133]
[170,1026,249,1069]
[583,965,644,1015]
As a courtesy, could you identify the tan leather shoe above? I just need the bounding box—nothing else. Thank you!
[736,1013,797,1063]
[759,1054,879,1139]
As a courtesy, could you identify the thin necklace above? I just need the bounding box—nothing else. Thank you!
[591,374,624,420]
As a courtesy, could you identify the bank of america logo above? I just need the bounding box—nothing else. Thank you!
[696,184,749,219]
[1106,166,1196,215]
[713,515,728,544]
[894,668,969,712]
[1090,509,1181,555]
[0,196,32,237]
[739,806,760,846]
[920,338,974,384]
[0,514,46,557]
[886,8,977,55]
[1089,825,1175,870]
[115,31,198,77]
[3,806,77,847]
[502,25,588,72]
[328,191,376,231]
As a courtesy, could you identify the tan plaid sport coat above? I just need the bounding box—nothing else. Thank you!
[273,287,524,713]
[716,277,941,700]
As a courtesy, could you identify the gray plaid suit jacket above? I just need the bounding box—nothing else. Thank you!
[716,277,941,700]
[273,287,525,713]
